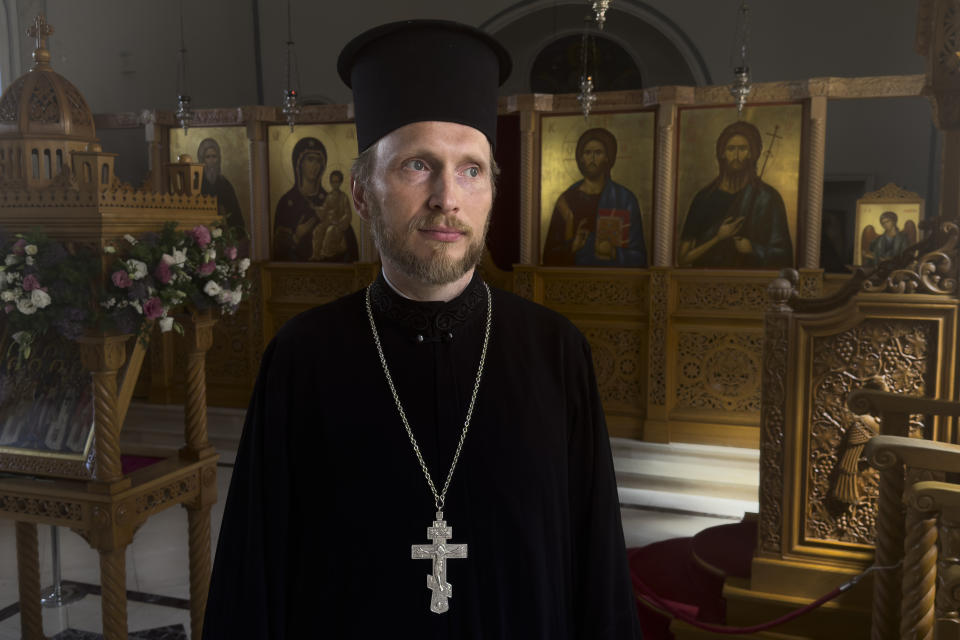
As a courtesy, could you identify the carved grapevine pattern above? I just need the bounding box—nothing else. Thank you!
[272,272,357,300]
[805,320,933,545]
[63,85,92,126]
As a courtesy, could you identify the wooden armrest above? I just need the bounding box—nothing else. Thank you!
[906,480,960,513]
[848,389,960,437]
[864,435,960,473]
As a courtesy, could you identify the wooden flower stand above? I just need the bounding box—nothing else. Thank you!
[0,311,219,640]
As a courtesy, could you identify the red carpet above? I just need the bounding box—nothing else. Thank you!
[120,454,165,475]
[628,520,757,639]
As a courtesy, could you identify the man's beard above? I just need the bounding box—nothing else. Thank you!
[719,158,756,192]
[204,166,218,184]
[581,163,607,181]
[368,197,489,286]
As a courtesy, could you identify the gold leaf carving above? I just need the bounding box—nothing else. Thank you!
[135,475,199,516]
[676,331,763,412]
[513,270,534,301]
[805,320,934,545]
[0,494,83,521]
[28,74,60,124]
[543,278,645,307]
[647,272,667,406]
[582,326,644,409]
[759,314,789,553]
[272,272,357,301]
[676,282,767,312]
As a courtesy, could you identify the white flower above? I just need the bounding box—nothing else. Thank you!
[25,256,34,266]
[130,300,143,314]
[16,298,36,315]
[5,255,18,266]
[24,244,37,256]
[203,280,222,297]
[204,248,216,262]
[171,248,187,266]
[31,289,51,309]
[211,228,223,238]
[11,331,31,346]
[1,290,16,302]
[127,259,148,280]
[7,272,19,283]
[238,258,250,274]
[159,317,174,333]
[104,245,116,254]
[124,234,138,245]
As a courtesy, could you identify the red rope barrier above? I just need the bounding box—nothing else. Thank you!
[632,562,897,635]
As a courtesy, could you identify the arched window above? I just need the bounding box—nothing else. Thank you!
[43,149,51,178]
[30,148,38,178]
[84,161,92,183]
[101,163,109,185]
[55,149,62,174]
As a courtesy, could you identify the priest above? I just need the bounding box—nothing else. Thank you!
[204,20,641,639]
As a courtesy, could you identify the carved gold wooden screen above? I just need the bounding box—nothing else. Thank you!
[756,273,958,599]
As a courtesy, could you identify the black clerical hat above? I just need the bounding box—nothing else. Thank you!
[337,20,512,152]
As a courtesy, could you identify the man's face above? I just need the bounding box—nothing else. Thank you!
[580,139,608,179]
[881,217,896,232]
[203,147,219,170]
[354,121,493,286]
[330,174,343,191]
[723,134,752,169]
[301,153,324,183]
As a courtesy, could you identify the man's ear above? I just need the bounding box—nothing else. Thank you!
[352,176,370,222]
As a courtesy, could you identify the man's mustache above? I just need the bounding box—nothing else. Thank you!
[408,213,473,236]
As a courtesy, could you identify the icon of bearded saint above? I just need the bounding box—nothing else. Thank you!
[677,120,793,269]
[198,138,245,235]
[542,127,646,267]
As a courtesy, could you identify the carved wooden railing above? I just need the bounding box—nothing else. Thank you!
[853,390,960,640]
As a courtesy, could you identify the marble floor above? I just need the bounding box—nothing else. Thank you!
[0,412,759,638]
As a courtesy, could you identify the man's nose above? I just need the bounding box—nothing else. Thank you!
[428,170,460,212]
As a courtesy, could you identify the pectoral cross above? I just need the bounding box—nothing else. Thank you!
[411,511,467,614]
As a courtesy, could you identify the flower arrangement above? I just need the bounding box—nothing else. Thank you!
[0,221,251,363]
[0,232,99,359]
[102,221,251,338]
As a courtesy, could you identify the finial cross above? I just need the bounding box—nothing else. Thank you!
[27,14,54,51]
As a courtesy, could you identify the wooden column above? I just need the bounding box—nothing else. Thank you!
[518,108,540,265]
[78,334,130,486]
[186,486,216,640]
[245,111,271,262]
[652,103,677,267]
[98,546,127,640]
[15,521,44,640]
[802,95,827,269]
[182,311,217,459]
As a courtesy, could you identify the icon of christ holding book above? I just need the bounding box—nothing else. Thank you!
[542,127,647,267]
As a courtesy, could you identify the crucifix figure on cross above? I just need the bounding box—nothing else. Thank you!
[411,511,467,614]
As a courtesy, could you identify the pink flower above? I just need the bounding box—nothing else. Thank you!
[226,246,238,260]
[191,225,212,249]
[21,274,40,291]
[143,297,164,319]
[154,261,172,284]
[199,261,216,276]
[11,239,26,255]
[111,270,132,288]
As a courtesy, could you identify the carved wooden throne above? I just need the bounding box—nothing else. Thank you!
[715,219,960,638]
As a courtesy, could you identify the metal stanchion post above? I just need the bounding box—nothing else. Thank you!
[40,525,85,607]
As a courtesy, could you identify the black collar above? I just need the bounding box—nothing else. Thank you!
[368,271,486,338]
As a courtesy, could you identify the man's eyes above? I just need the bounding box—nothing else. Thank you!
[404,159,428,171]
[464,167,480,178]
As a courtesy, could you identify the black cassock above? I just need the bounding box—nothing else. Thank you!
[203,272,641,639]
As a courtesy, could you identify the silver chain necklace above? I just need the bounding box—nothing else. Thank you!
[364,281,492,615]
